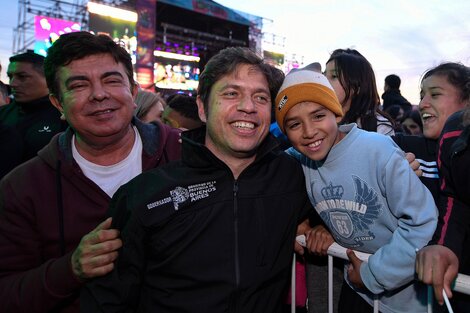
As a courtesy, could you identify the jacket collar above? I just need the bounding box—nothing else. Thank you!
[181,126,280,169]
[51,117,167,165]
[14,95,52,112]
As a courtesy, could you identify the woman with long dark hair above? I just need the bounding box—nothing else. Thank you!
[325,48,394,135]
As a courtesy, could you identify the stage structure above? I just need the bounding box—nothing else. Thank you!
[13,0,88,54]
[13,0,276,94]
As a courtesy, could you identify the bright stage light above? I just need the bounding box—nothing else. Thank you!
[87,1,138,23]
[154,50,200,62]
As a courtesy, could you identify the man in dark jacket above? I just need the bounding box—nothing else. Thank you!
[0,51,67,177]
[0,32,181,313]
[81,47,313,313]
[381,74,412,112]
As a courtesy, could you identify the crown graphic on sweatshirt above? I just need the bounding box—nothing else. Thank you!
[321,182,344,200]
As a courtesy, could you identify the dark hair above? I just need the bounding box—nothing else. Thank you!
[9,50,45,76]
[385,74,401,89]
[44,31,135,99]
[327,48,391,131]
[167,94,201,121]
[384,104,403,122]
[422,62,470,104]
[197,47,284,113]
[464,107,470,126]
[402,109,423,133]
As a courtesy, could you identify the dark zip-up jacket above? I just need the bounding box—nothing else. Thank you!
[431,110,470,313]
[0,118,181,313]
[0,96,67,164]
[81,127,312,313]
[433,110,470,272]
[381,89,412,112]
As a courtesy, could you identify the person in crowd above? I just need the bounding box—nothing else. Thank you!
[81,46,313,313]
[324,48,394,136]
[0,50,67,172]
[416,66,470,313]
[381,74,412,112]
[384,104,405,133]
[0,81,10,106]
[162,94,204,130]
[276,65,437,313]
[401,108,423,135]
[393,63,469,203]
[307,49,395,312]
[0,31,181,313]
[0,62,11,106]
[134,89,165,123]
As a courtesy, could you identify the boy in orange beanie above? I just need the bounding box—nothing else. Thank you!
[277,65,437,313]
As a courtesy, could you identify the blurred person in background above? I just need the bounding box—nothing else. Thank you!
[162,94,204,130]
[324,48,394,136]
[0,62,11,106]
[401,109,423,136]
[384,104,405,133]
[0,51,66,170]
[134,89,165,123]
[0,82,10,106]
[381,74,412,113]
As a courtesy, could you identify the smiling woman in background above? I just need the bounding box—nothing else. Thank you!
[416,62,470,313]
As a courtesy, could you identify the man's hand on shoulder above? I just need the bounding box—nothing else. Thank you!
[71,217,122,280]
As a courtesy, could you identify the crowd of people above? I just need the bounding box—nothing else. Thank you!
[0,31,468,313]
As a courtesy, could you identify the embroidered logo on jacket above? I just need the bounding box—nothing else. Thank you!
[313,176,382,248]
[38,126,52,133]
[147,181,217,211]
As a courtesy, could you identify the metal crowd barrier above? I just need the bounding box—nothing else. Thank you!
[292,239,470,313]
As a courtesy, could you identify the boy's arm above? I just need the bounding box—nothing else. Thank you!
[81,187,146,312]
[359,150,438,294]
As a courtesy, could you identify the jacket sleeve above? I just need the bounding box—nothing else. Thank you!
[0,178,83,313]
[359,149,438,294]
[81,186,146,313]
[432,132,470,261]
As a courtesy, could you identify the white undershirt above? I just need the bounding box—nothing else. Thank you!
[72,126,143,197]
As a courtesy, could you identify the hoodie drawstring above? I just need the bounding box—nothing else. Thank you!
[56,160,66,256]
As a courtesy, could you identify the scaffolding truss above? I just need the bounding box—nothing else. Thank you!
[13,0,89,54]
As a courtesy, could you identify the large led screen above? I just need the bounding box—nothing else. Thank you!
[88,12,137,64]
[154,51,200,91]
[34,16,81,56]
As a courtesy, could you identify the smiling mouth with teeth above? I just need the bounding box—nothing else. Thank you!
[94,109,113,115]
[421,113,434,121]
[233,121,255,129]
[307,140,322,148]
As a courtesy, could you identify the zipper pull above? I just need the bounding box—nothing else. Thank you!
[233,181,238,197]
